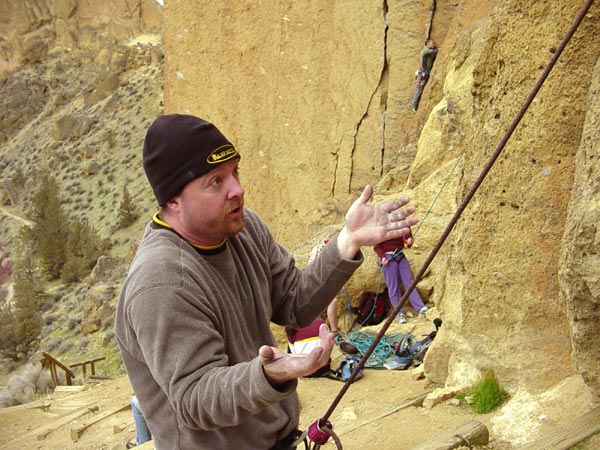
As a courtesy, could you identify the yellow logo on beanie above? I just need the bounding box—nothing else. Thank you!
[207,144,239,164]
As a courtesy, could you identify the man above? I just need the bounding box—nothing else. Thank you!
[115,114,417,449]
[126,395,151,448]
[411,39,440,112]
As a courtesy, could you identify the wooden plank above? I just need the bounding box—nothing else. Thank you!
[113,416,135,434]
[70,403,131,441]
[3,404,102,443]
[411,420,489,450]
[339,390,430,436]
[54,385,88,393]
[520,406,600,450]
[0,399,50,415]
[87,375,113,380]
[36,405,99,440]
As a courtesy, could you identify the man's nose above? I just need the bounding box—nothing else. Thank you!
[228,177,245,198]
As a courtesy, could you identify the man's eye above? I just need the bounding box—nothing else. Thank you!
[210,177,221,186]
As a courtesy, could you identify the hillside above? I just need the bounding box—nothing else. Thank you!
[0,32,164,379]
[0,36,163,257]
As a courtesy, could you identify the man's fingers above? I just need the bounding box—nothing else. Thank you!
[258,345,275,363]
[393,205,416,220]
[353,185,373,209]
[360,185,373,202]
[384,198,413,215]
[318,323,331,339]
[260,343,331,384]
[318,324,334,347]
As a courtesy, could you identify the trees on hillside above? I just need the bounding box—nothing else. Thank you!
[0,174,115,359]
[117,185,139,229]
[61,220,109,282]
[29,175,69,279]
[27,174,111,282]
[0,238,45,360]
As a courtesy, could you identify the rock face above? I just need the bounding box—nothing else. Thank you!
[161,0,600,443]
[0,0,161,76]
[161,0,497,248]
[560,56,600,396]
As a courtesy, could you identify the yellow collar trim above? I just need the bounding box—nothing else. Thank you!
[152,212,227,251]
[152,212,171,229]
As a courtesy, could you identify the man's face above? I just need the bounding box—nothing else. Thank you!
[170,158,245,246]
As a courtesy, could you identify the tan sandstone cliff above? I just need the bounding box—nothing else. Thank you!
[161,0,599,445]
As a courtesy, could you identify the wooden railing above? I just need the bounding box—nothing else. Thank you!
[41,352,106,387]
[41,352,75,387]
[69,356,106,379]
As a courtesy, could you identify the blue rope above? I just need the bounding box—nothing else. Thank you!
[344,330,414,368]
[340,287,355,332]
[339,267,414,368]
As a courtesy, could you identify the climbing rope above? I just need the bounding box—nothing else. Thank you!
[340,287,356,333]
[343,330,411,368]
[340,267,383,330]
[425,0,436,42]
[304,0,595,446]
[339,264,413,367]
[413,153,463,238]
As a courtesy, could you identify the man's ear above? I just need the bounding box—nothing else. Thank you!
[165,197,179,210]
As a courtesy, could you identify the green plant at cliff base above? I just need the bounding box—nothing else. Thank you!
[470,370,508,414]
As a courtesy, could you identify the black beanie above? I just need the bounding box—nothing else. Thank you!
[142,114,240,206]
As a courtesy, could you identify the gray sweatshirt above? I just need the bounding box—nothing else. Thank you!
[115,208,362,449]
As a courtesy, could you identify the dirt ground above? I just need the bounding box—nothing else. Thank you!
[5,314,596,450]
[0,316,514,450]
[0,369,494,450]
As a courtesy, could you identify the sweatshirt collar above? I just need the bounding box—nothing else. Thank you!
[152,212,227,253]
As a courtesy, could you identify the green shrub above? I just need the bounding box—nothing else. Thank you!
[0,239,46,360]
[117,185,139,229]
[471,370,507,414]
